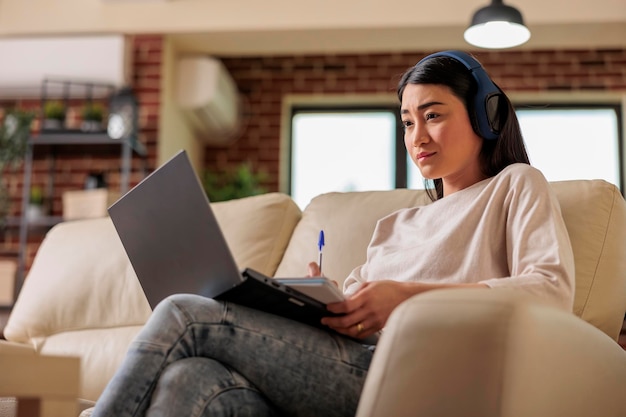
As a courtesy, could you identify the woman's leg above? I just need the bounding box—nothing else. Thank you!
[92,294,373,417]
[146,357,280,417]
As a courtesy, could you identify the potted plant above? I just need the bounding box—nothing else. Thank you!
[42,100,66,131]
[203,163,268,202]
[81,103,105,132]
[26,185,45,223]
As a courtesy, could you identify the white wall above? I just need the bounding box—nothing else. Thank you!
[158,37,203,171]
[0,35,130,98]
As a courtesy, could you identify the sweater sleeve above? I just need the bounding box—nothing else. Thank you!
[479,168,575,312]
[343,264,366,296]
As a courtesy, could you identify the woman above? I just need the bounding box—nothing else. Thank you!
[92,50,574,417]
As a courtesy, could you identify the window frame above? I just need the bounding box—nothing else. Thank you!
[512,97,625,195]
[281,93,626,197]
[286,102,405,198]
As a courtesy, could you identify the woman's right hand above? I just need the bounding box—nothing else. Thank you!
[306,262,322,277]
[307,262,339,289]
[322,280,417,339]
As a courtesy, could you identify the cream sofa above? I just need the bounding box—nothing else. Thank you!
[1,180,626,417]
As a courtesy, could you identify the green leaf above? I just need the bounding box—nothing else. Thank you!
[202,162,268,202]
[0,109,34,167]
[0,108,35,225]
[43,101,65,120]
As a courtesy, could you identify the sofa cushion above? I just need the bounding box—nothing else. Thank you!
[39,326,143,401]
[276,182,626,341]
[4,192,301,347]
[275,190,431,288]
[4,217,148,346]
[550,180,626,340]
[211,192,301,277]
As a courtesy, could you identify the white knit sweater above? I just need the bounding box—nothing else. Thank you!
[343,163,575,312]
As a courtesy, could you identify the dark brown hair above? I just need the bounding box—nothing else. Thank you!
[398,55,530,201]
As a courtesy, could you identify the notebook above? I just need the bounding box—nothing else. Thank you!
[107,150,342,330]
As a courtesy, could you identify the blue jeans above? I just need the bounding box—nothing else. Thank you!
[91,294,374,417]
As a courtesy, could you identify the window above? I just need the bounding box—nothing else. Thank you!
[516,105,622,189]
[290,108,404,209]
[289,103,623,209]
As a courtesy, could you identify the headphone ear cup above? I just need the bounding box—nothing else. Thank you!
[485,93,506,135]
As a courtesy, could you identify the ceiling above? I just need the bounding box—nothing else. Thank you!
[170,22,626,56]
[0,0,624,55]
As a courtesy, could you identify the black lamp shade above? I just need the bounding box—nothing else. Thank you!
[464,0,531,49]
[471,2,525,26]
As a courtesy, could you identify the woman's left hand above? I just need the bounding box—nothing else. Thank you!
[321,280,421,339]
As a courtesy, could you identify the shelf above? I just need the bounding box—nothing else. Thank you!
[4,216,64,228]
[11,78,147,301]
[31,131,146,156]
[25,215,64,228]
[2,217,20,228]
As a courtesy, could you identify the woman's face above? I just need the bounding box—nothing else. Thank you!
[401,83,487,196]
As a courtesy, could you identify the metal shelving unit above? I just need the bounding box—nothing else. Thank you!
[12,79,147,296]
[14,132,147,295]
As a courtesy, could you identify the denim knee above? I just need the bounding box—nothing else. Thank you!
[153,294,225,325]
[149,357,279,417]
[207,387,280,417]
[134,294,226,352]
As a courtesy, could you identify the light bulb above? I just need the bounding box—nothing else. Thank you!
[464,21,530,49]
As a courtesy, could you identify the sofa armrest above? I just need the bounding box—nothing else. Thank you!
[0,340,35,355]
[356,288,626,417]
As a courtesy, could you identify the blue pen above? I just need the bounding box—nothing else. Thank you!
[318,230,325,275]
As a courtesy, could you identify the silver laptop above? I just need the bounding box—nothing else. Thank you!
[107,150,339,329]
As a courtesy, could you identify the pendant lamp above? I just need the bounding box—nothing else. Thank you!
[464,0,531,49]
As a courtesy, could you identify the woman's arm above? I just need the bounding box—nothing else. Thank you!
[322,280,488,339]
[323,166,575,338]
[479,168,575,311]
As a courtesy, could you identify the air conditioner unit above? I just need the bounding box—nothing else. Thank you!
[0,35,130,99]
[176,56,241,145]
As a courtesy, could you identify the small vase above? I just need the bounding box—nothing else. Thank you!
[43,119,63,130]
[81,120,102,132]
[26,204,44,223]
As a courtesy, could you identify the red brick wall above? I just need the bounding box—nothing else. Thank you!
[2,41,626,286]
[211,48,626,351]
[1,40,625,345]
[0,35,162,269]
[208,48,626,192]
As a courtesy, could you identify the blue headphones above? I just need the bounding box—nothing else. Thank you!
[416,50,503,141]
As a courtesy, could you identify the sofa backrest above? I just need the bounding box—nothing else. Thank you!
[277,180,626,341]
[8,180,623,402]
[5,180,625,345]
[551,180,626,341]
[4,192,301,346]
[275,189,431,284]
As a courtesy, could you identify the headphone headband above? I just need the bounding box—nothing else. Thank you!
[417,50,503,140]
